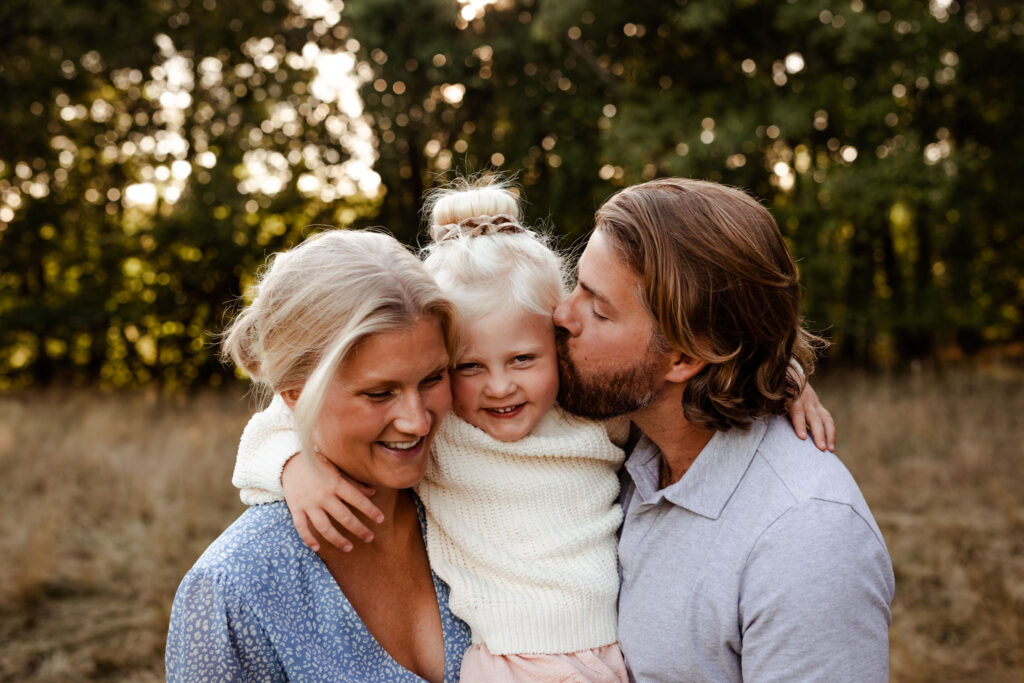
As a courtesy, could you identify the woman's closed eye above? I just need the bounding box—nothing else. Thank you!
[362,389,395,401]
[591,307,608,321]
[420,370,446,387]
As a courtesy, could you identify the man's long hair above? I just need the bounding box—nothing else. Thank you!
[596,178,827,431]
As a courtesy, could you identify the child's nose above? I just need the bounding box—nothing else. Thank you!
[485,371,516,398]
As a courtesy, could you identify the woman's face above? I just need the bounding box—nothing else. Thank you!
[314,316,452,490]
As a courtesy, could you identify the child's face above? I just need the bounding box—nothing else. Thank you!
[451,308,560,442]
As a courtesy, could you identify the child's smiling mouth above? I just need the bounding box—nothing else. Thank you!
[485,404,525,418]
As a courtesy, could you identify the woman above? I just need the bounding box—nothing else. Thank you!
[165,230,471,681]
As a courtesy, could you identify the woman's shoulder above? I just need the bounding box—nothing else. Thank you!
[183,502,303,585]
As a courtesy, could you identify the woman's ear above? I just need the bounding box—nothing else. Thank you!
[281,389,300,410]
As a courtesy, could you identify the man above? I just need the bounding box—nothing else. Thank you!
[554,178,894,681]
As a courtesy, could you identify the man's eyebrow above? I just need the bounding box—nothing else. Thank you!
[580,280,614,308]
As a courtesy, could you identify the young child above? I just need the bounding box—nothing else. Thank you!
[233,177,631,681]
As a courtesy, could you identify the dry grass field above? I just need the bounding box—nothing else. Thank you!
[0,365,1021,681]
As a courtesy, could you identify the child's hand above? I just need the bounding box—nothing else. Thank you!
[788,381,836,452]
[281,451,385,553]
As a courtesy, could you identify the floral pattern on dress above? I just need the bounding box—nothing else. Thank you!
[166,499,471,682]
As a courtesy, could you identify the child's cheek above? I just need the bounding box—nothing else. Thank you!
[449,374,478,422]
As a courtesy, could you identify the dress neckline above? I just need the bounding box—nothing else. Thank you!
[305,492,453,681]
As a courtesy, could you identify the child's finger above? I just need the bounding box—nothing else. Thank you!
[308,509,353,552]
[822,409,837,451]
[324,497,375,543]
[290,509,321,553]
[336,479,385,524]
[807,407,827,451]
[791,402,808,439]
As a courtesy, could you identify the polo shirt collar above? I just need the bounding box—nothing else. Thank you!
[624,418,769,519]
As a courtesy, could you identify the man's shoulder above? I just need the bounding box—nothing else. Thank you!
[752,416,867,507]
[736,416,888,551]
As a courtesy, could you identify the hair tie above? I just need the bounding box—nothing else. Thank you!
[431,213,525,242]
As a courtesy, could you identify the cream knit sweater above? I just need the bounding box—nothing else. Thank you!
[233,396,626,655]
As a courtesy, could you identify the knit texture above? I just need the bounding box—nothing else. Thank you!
[232,395,296,504]
[234,398,625,655]
[419,407,624,655]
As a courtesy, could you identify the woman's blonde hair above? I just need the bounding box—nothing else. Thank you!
[420,176,567,329]
[221,229,458,461]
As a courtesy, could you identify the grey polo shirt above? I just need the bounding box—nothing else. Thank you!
[617,416,894,682]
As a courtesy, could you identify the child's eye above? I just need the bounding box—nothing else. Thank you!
[512,354,535,364]
[455,362,482,374]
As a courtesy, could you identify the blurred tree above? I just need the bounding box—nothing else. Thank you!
[1,0,1021,389]
[0,0,380,389]
[348,0,1022,366]
[340,0,611,241]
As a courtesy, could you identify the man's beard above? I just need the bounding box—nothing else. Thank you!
[555,326,664,420]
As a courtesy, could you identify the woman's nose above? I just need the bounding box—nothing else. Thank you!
[394,392,431,436]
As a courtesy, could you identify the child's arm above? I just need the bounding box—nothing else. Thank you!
[233,394,303,503]
[597,376,834,452]
[234,394,384,552]
[787,363,836,451]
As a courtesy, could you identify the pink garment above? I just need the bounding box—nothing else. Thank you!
[459,642,628,683]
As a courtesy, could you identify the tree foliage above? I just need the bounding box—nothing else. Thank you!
[1,0,1021,389]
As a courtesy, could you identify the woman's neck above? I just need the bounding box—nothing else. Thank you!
[320,486,417,562]
[366,485,401,528]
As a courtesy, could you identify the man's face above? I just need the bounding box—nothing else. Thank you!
[553,230,668,419]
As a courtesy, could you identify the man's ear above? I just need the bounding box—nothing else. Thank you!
[663,349,707,385]
[281,388,300,410]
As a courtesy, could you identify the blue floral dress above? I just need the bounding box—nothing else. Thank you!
[166,500,471,681]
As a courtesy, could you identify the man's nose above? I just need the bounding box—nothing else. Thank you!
[553,294,580,337]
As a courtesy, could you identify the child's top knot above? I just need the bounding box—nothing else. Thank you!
[430,213,526,242]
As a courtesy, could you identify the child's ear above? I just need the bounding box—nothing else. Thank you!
[281,389,300,410]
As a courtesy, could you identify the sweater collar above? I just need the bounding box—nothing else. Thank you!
[624,418,768,519]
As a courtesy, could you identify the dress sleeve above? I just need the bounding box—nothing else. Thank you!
[166,567,284,682]
[232,394,303,505]
[738,499,895,682]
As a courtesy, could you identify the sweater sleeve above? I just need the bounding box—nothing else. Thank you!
[232,394,302,505]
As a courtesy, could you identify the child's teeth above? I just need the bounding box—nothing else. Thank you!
[492,406,517,414]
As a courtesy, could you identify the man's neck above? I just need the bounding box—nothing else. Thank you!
[631,393,715,487]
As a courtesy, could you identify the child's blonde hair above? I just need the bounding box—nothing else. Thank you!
[221,229,458,463]
[421,176,567,327]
